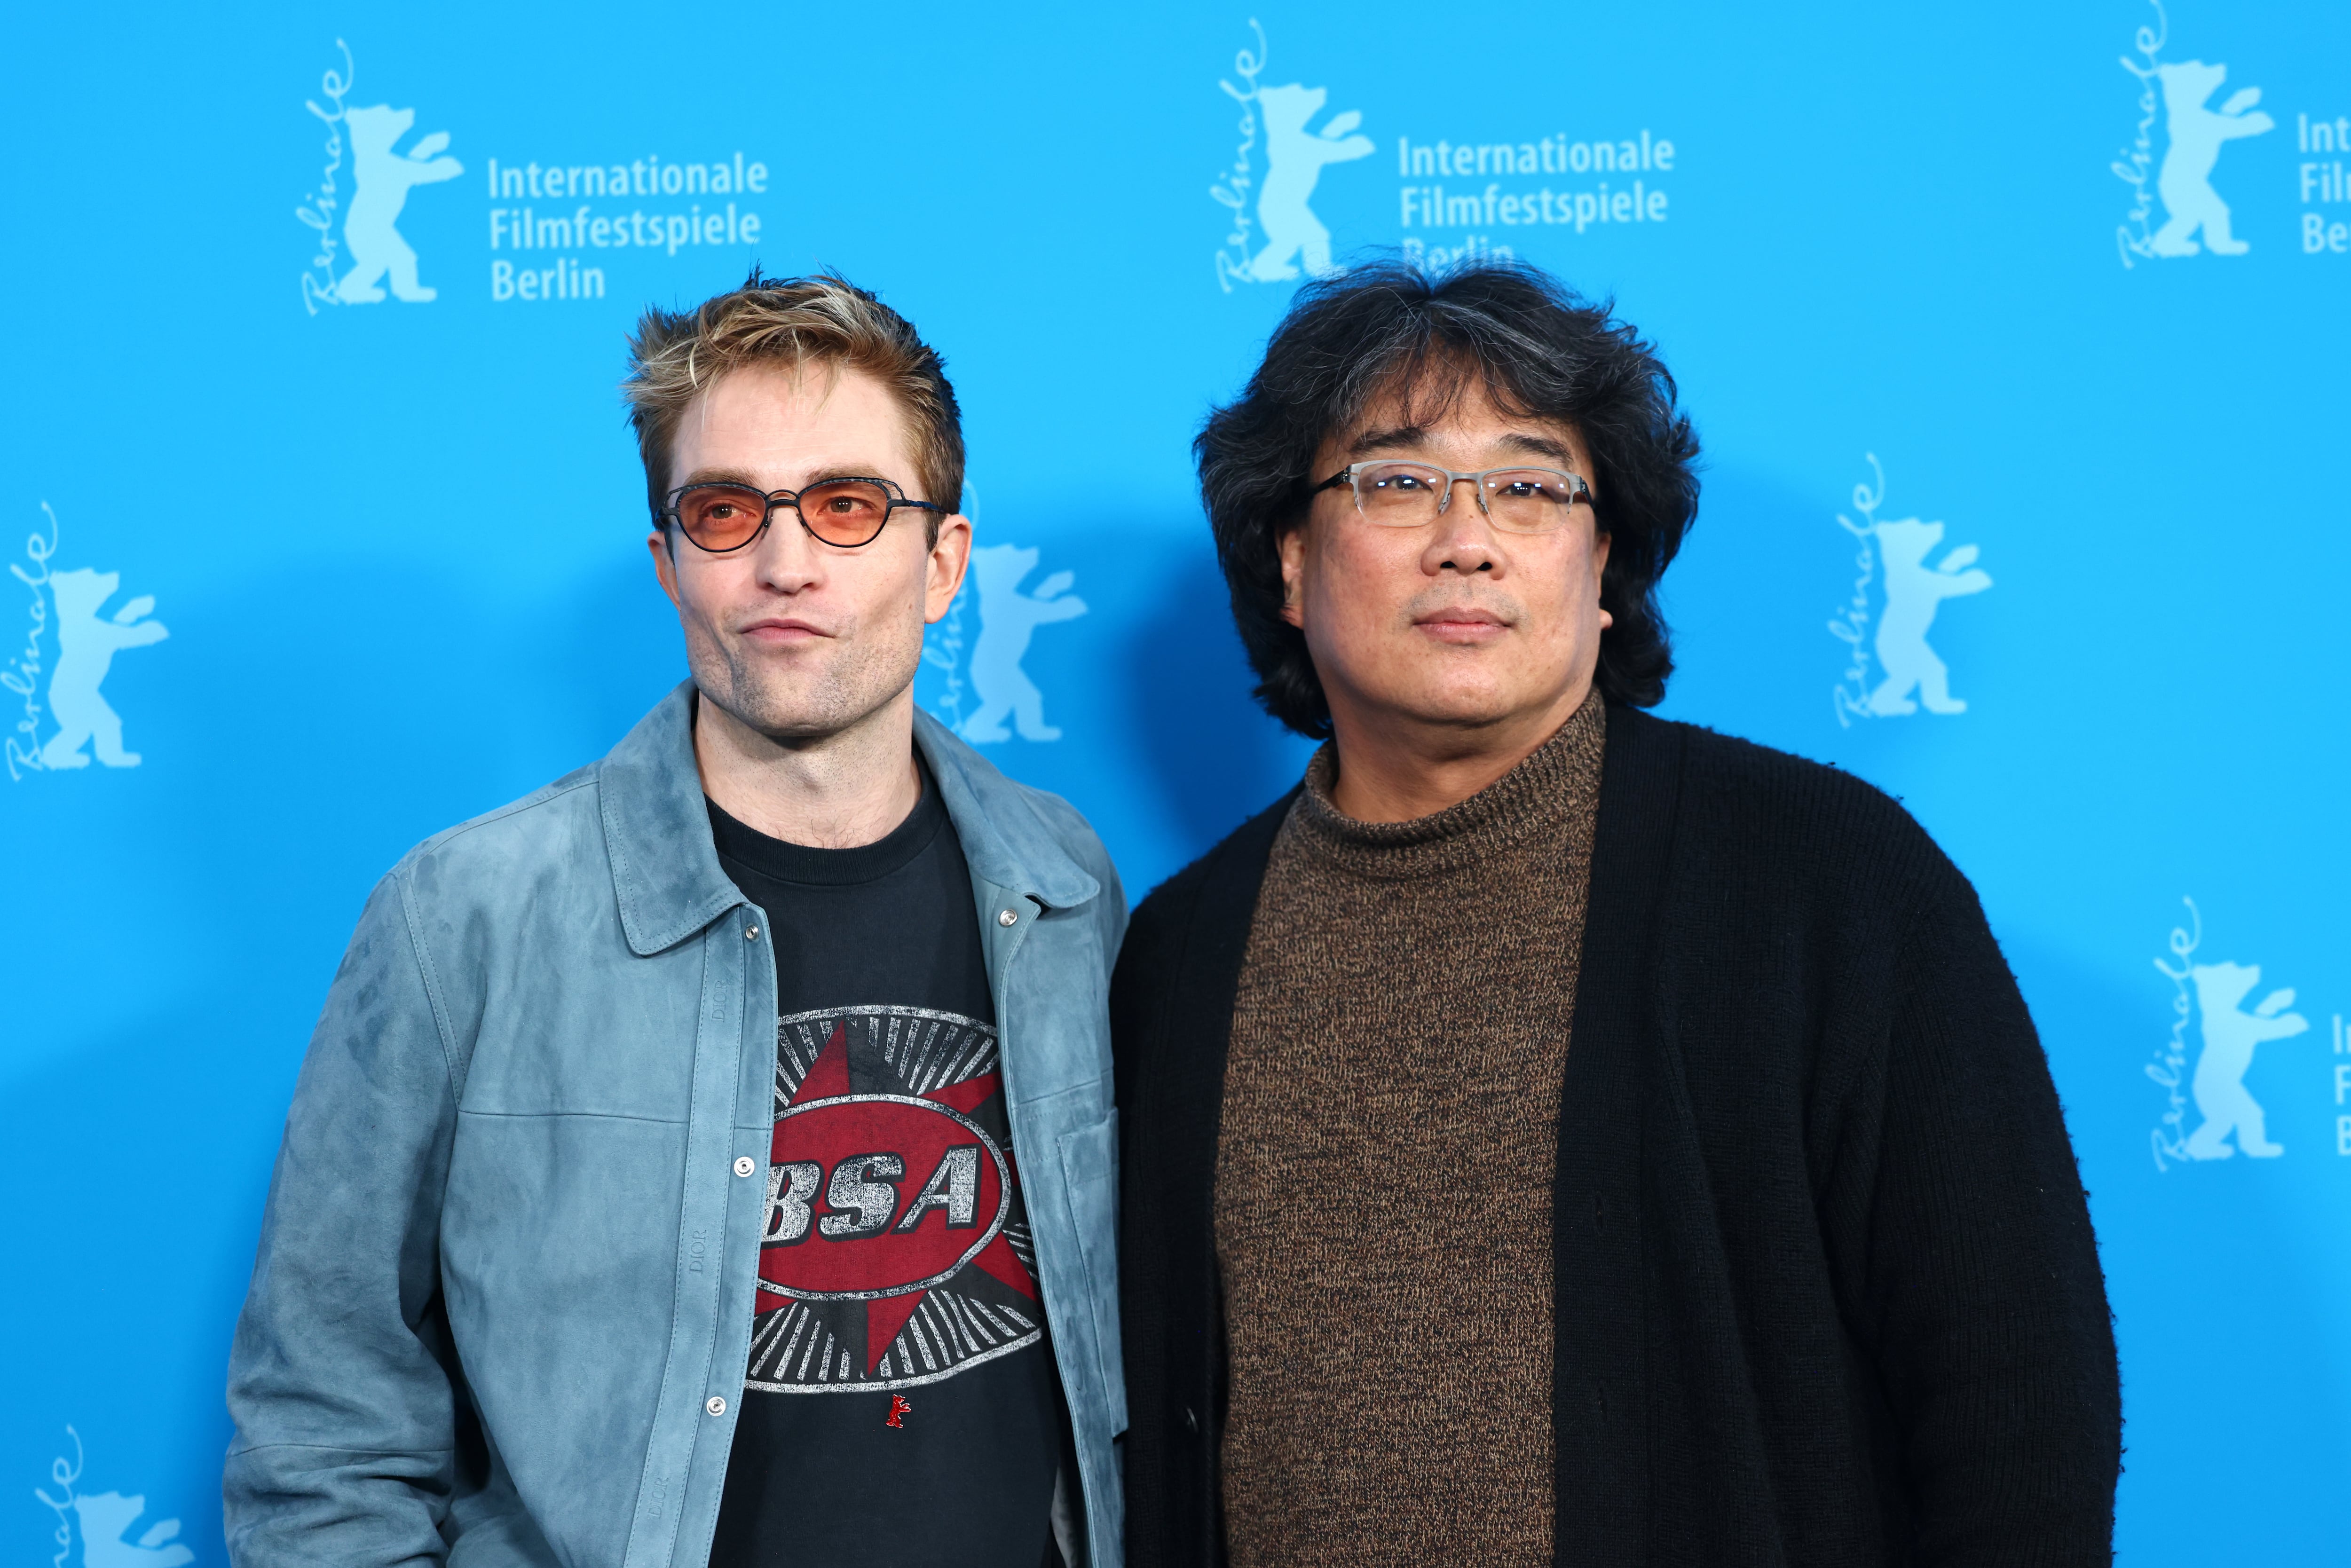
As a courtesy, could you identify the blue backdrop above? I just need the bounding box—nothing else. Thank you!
[7,2,2347,1562]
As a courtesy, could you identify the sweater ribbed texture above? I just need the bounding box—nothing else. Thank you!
[1114,706,2121,1568]
[1214,691,1604,1568]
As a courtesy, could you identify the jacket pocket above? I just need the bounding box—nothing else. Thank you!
[1057,1111,1127,1435]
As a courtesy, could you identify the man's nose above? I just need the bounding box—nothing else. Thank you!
[751,507,824,591]
[1425,478,1501,575]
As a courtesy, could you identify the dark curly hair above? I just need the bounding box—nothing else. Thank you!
[1196,258,1700,738]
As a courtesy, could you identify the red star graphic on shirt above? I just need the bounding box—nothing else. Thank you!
[757,1018,1038,1382]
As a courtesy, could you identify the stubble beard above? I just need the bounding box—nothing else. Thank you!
[691,618,923,747]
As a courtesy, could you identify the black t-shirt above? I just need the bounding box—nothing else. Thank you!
[706,767,1073,1568]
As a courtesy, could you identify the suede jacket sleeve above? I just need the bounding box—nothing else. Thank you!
[224,867,465,1566]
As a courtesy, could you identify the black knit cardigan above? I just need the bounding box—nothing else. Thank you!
[1110,704,2119,1568]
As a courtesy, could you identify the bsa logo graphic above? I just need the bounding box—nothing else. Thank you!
[750,1008,1043,1393]
[1210,20,1374,291]
[6,505,170,782]
[923,531,1087,745]
[297,40,465,312]
[2148,898,2319,1169]
[1826,456,1992,727]
[34,1427,197,1568]
[2115,3,2273,266]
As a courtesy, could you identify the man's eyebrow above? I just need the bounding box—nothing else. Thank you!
[1341,427,1582,467]
[672,464,901,490]
[1344,425,1428,457]
[1496,432,1578,466]
[674,467,762,489]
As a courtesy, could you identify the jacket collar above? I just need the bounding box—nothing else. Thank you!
[597,684,742,956]
[912,708,1101,910]
[598,682,1100,956]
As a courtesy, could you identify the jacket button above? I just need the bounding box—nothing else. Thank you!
[997,908,1019,927]
[734,1156,757,1178]
[706,1395,727,1417]
[745,926,759,940]
[1183,1407,1199,1434]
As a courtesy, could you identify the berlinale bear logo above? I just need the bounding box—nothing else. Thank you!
[2114,3,2272,266]
[2181,961,2309,1159]
[2148,899,2316,1170]
[338,104,465,302]
[35,1428,196,1568]
[1827,457,1992,726]
[960,544,1087,744]
[1211,22,1374,291]
[1248,84,1374,281]
[42,569,170,770]
[2148,61,2273,257]
[6,509,171,782]
[297,42,464,311]
[1862,519,1992,717]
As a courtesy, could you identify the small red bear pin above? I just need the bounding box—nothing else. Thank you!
[885,1395,912,1428]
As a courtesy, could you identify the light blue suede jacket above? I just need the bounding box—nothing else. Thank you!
[225,685,1128,1567]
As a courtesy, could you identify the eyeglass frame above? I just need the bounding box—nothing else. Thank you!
[655,476,951,553]
[1312,461,1593,529]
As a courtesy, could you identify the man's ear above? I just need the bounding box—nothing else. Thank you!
[925,513,974,623]
[647,528,683,608]
[1278,523,1309,630]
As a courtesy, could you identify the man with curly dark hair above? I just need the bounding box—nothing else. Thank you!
[1111,260,2118,1568]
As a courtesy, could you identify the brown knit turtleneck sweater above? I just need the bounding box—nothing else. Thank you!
[1214,691,1605,1568]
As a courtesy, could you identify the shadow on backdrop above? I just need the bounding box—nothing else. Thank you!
[530,547,691,771]
[2001,931,2350,1568]
[2,989,288,1568]
[1122,544,1313,867]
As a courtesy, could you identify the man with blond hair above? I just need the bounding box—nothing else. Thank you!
[226,272,1126,1568]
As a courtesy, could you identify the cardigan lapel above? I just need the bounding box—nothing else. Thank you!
[1162,795,1295,1321]
[1146,788,1295,1566]
[1553,703,1685,1563]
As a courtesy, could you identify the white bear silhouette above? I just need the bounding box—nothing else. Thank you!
[2149,61,2272,258]
[1865,518,1990,717]
[2184,960,2309,1159]
[1248,84,1373,282]
[337,104,463,303]
[72,1491,194,1568]
[960,544,1086,744]
[41,567,168,770]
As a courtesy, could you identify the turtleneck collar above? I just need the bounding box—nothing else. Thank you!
[1288,686,1607,882]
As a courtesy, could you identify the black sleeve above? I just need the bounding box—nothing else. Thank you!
[1112,792,1290,1568]
[1111,866,1201,1568]
[1110,866,1199,1122]
[1854,862,2121,1565]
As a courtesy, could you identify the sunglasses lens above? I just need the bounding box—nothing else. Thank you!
[796,480,894,547]
[675,485,770,551]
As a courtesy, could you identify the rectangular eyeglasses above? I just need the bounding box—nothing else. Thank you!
[1315,461,1591,534]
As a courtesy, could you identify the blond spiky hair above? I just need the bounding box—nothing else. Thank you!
[622,270,963,536]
